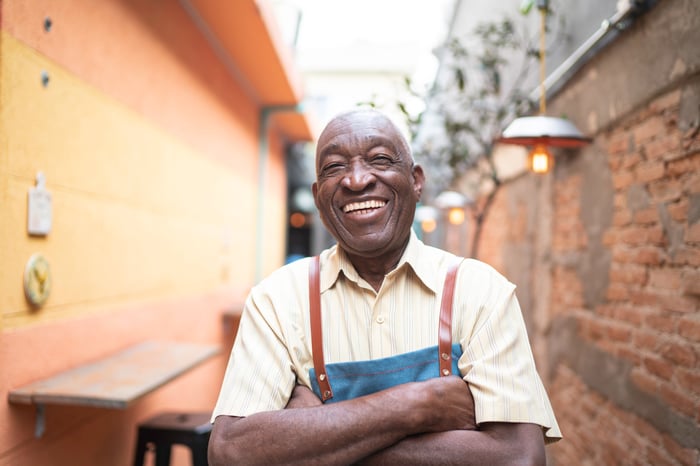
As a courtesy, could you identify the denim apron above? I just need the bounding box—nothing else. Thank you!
[309,256,464,403]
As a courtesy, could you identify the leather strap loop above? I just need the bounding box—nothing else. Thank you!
[309,256,333,401]
[438,258,464,377]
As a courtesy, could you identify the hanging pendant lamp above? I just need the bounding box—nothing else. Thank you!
[497,0,591,173]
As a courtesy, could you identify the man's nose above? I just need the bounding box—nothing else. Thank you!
[341,160,375,190]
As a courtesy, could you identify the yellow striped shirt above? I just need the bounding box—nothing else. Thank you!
[212,230,561,441]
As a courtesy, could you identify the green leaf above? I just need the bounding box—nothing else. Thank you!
[519,0,534,15]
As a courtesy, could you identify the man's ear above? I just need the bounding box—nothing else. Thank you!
[412,164,425,200]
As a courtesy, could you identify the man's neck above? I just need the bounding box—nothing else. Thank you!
[342,244,409,293]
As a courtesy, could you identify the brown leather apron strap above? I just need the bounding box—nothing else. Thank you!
[309,256,333,401]
[310,255,463,399]
[438,258,464,376]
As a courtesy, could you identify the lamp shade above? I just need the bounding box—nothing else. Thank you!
[498,116,592,148]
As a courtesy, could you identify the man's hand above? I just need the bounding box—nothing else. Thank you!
[400,375,476,432]
[284,376,476,431]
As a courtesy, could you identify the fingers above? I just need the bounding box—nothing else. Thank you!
[419,376,476,432]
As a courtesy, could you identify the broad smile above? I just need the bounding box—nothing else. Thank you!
[342,199,387,214]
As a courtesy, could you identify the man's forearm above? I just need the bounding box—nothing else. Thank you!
[357,423,546,466]
[209,377,475,466]
[211,393,415,465]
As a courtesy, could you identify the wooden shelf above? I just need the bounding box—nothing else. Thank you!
[8,340,220,437]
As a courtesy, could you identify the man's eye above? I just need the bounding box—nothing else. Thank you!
[370,154,394,166]
[321,163,345,175]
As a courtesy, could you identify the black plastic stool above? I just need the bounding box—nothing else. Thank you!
[133,412,212,466]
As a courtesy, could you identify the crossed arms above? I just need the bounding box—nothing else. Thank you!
[208,377,545,465]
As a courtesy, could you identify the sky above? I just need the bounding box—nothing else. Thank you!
[272,0,455,90]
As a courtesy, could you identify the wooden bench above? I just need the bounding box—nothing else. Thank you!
[8,340,220,437]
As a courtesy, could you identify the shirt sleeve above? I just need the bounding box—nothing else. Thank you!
[210,289,298,420]
[457,266,562,442]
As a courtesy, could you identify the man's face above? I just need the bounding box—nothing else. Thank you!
[312,111,424,259]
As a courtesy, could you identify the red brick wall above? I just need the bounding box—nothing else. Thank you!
[549,86,699,465]
[474,86,700,465]
[458,1,700,463]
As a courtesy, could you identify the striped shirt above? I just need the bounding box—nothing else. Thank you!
[211,230,561,442]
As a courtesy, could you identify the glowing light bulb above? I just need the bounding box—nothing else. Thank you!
[421,218,437,233]
[528,144,553,174]
[448,207,465,225]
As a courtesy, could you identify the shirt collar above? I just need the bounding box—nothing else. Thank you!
[319,229,441,295]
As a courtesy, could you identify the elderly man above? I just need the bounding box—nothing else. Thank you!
[209,109,560,465]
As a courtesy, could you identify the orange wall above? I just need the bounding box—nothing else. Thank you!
[0,0,290,464]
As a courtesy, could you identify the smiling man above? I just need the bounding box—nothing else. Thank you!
[209,109,561,465]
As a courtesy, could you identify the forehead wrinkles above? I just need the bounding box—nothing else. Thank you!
[320,134,398,156]
[318,127,407,161]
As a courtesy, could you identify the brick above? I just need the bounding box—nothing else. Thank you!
[612,209,632,227]
[643,356,674,381]
[612,170,635,190]
[684,171,700,195]
[622,151,643,169]
[635,160,666,184]
[632,246,665,266]
[644,312,677,333]
[634,116,667,145]
[614,306,644,326]
[607,323,632,342]
[646,443,679,466]
[619,226,649,246]
[682,269,700,296]
[597,339,619,356]
[681,126,700,151]
[645,135,681,160]
[678,316,700,342]
[580,318,607,342]
[659,339,696,367]
[685,222,700,243]
[634,329,661,351]
[661,433,699,466]
[611,246,634,264]
[649,268,683,289]
[631,291,661,307]
[666,198,688,222]
[595,304,616,318]
[676,367,700,396]
[672,247,700,266]
[605,283,629,301]
[630,368,659,394]
[648,178,683,203]
[658,293,699,313]
[633,206,659,224]
[608,132,630,156]
[667,151,700,176]
[617,346,642,365]
[647,225,667,245]
[608,153,623,170]
[600,439,628,465]
[609,263,648,285]
[632,417,663,445]
[659,382,696,418]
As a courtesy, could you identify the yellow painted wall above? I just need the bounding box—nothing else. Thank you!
[0,0,294,464]
[1,34,257,328]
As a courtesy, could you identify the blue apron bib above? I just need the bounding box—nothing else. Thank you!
[308,257,464,403]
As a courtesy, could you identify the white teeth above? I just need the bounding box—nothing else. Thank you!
[343,200,386,213]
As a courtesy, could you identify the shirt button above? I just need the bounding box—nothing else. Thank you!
[376,316,385,324]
